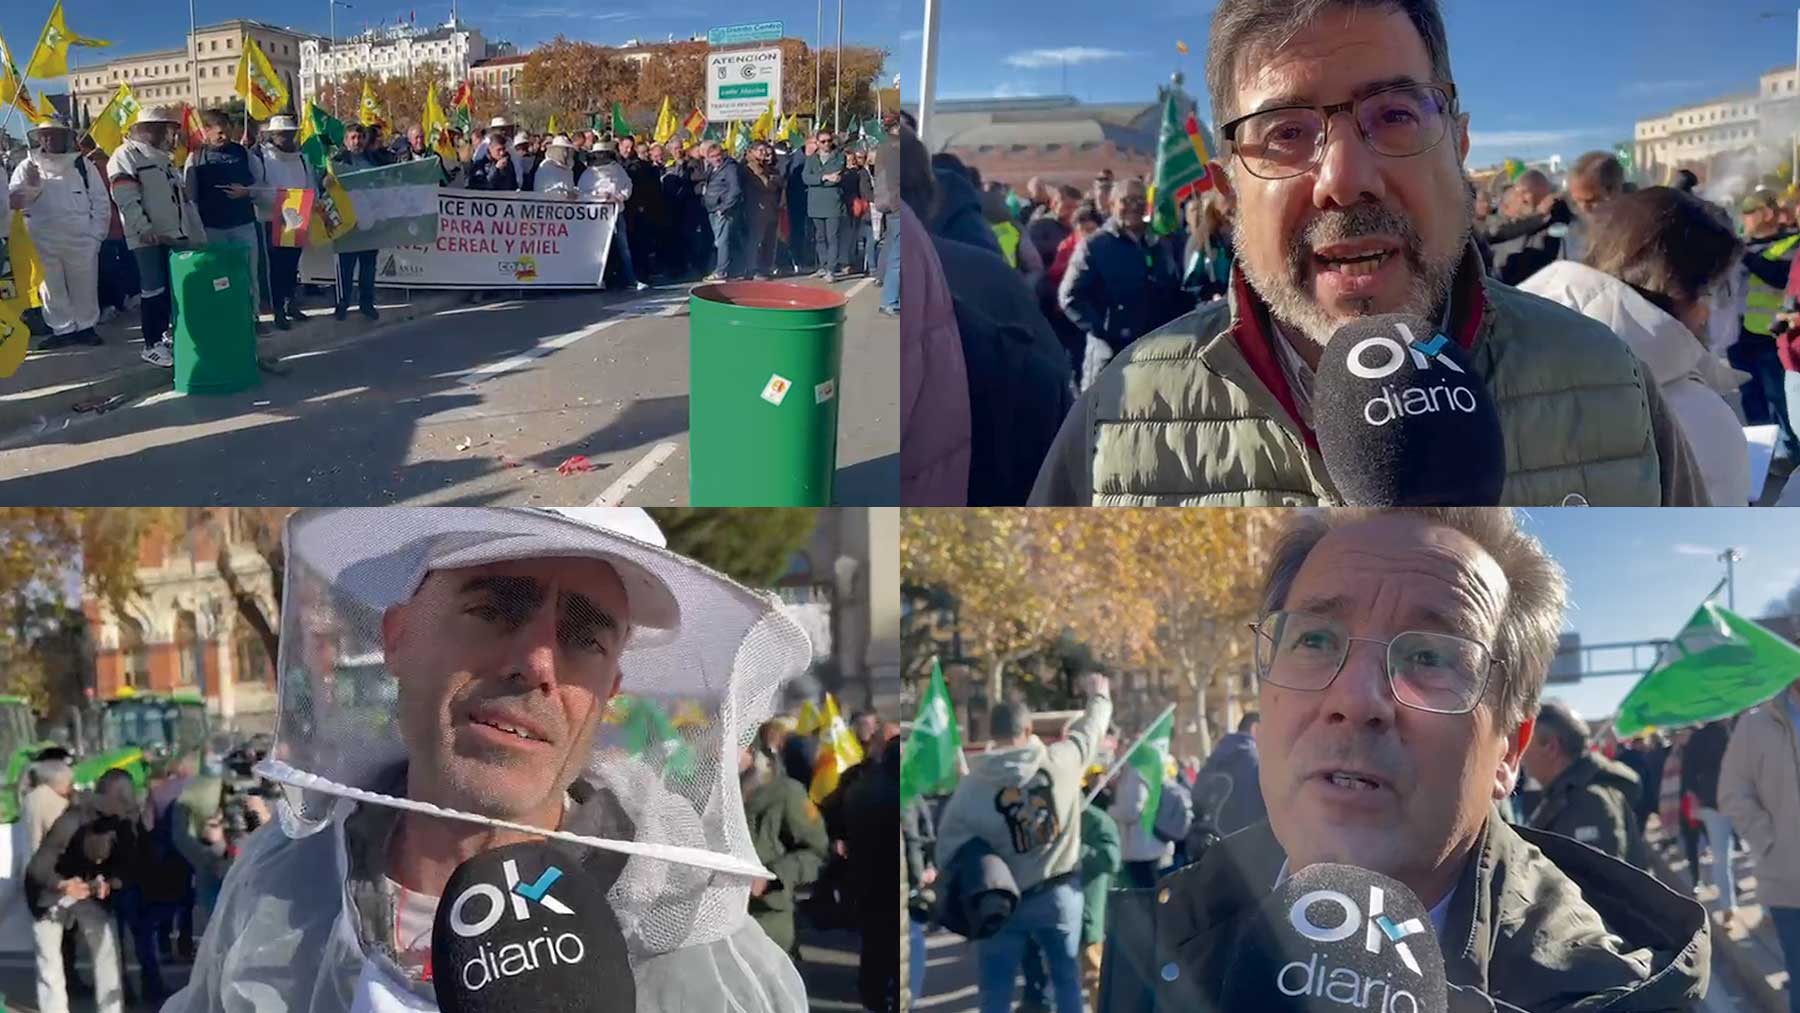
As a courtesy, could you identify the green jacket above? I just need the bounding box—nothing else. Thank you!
[745,772,830,950]
[1030,243,1710,506]
[1099,813,1709,1012]
[1079,802,1122,946]
[1529,752,1651,870]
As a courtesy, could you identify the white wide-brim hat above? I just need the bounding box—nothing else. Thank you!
[266,114,299,132]
[547,134,575,150]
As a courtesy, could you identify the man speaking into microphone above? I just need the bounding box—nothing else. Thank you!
[164,508,816,1012]
[1028,0,1709,506]
[1100,510,1710,1012]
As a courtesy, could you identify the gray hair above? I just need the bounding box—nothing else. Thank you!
[31,760,73,793]
[1258,509,1567,734]
[1205,0,1456,147]
[1534,699,1589,758]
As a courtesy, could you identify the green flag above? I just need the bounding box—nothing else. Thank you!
[611,101,632,138]
[1150,94,1209,235]
[298,101,346,177]
[608,694,699,782]
[1614,143,1635,175]
[900,660,964,807]
[1613,602,1800,737]
[1124,707,1175,833]
[325,159,443,253]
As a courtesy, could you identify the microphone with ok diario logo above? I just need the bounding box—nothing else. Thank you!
[1219,863,1450,1013]
[1313,314,1506,506]
[430,841,633,1013]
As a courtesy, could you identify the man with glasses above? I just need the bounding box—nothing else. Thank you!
[1099,509,1710,1012]
[1031,0,1707,506]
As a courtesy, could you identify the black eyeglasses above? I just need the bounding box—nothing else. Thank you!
[1220,82,1458,181]
[1248,610,1501,715]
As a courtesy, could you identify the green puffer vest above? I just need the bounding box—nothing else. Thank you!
[1077,246,1662,505]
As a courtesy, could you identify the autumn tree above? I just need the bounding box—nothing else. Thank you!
[314,62,460,132]
[519,36,637,132]
[646,508,817,588]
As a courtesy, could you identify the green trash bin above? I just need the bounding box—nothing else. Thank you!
[689,281,847,505]
[170,246,260,395]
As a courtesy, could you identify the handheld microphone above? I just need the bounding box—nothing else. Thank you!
[1314,314,1506,506]
[1219,863,1449,1013]
[431,841,634,1013]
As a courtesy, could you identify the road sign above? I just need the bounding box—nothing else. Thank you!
[707,47,783,124]
[707,21,783,47]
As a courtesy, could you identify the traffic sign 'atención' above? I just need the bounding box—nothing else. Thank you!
[706,47,783,124]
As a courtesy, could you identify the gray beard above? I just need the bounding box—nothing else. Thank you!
[1232,191,1472,353]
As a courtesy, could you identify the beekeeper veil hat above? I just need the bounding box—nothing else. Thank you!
[255,507,814,954]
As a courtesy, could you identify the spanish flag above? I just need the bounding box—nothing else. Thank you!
[24,1,109,79]
[272,187,315,247]
[234,39,288,121]
[174,104,202,168]
[808,694,866,804]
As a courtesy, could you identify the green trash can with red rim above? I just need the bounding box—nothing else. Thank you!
[688,281,846,505]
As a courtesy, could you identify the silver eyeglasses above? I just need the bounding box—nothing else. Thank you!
[1248,610,1502,715]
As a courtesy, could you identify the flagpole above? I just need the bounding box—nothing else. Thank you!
[833,0,843,134]
[917,0,939,145]
[813,0,822,130]
[1083,702,1175,807]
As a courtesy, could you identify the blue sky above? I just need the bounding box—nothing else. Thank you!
[0,0,900,90]
[1518,509,1800,720]
[902,0,1800,169]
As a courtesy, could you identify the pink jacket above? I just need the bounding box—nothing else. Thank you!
[900,203,972,505]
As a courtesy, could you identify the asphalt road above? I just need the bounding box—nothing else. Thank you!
[0,276,896,507]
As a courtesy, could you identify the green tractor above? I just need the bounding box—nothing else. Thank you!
[71,691,210,791]
[0,694,58,824]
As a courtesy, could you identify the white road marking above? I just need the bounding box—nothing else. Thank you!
[589,441,679,505]
[845,277,876,301]
[455,319,624,385]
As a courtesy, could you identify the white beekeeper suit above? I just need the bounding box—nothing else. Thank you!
[9,119,110,341]
[163,507,814,1013]
[533,135,596,198]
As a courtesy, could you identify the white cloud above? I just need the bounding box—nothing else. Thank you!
[1672,543,1721,557]
[1466,128,1613,148]
[942,81,1041,100]
[1004,46,1131,70]
[900,29,923,41]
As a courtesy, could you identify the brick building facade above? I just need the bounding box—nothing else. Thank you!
[83,514,279,732]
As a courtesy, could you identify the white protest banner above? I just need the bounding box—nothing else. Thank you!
[302,189,618,289]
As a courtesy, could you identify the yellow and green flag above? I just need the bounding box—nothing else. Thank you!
[1149,94,1212,235]
[750,100,775,141]
[0,299,26,379]
[795,699,822,735]
[297,101,346,175]
[1123,706,1175,833]
[358,80,386,129]
[809,693,867,804]
[315,171,358,242]
[0,31,40,120]
[653,96,678,145]
[421,82,457,164]
[87,83,140,153]
[547,112,560,135]
[610,101,632,138]
[24,1,109,79]
[234,39,288,121]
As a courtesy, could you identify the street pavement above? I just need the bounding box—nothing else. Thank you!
[0,275,896,506]
[0,944,193,1012]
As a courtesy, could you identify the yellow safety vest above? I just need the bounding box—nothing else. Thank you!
[992,221,1021,269]
[1743,232,1800,336]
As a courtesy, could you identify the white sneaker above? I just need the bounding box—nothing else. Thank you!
[141,339,174,368]
[98,306,117,323]
[633,281,650,291]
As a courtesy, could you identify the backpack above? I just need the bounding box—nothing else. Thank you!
[1151,777,1193,844]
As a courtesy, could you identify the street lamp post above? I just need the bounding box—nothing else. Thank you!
[918,0,939,145]
[1720,548,1742,610]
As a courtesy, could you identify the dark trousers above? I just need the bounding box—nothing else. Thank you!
[265,226,302,315]
[97,238,137,311]
[133,245,172,348]
[1769,906,1800,1013]
[335,250,377,311]
[787,205,812,271]
[624,210,655,280]
[812,215,842,274]
[1122,860,1164,889]
[746,213,779,277]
